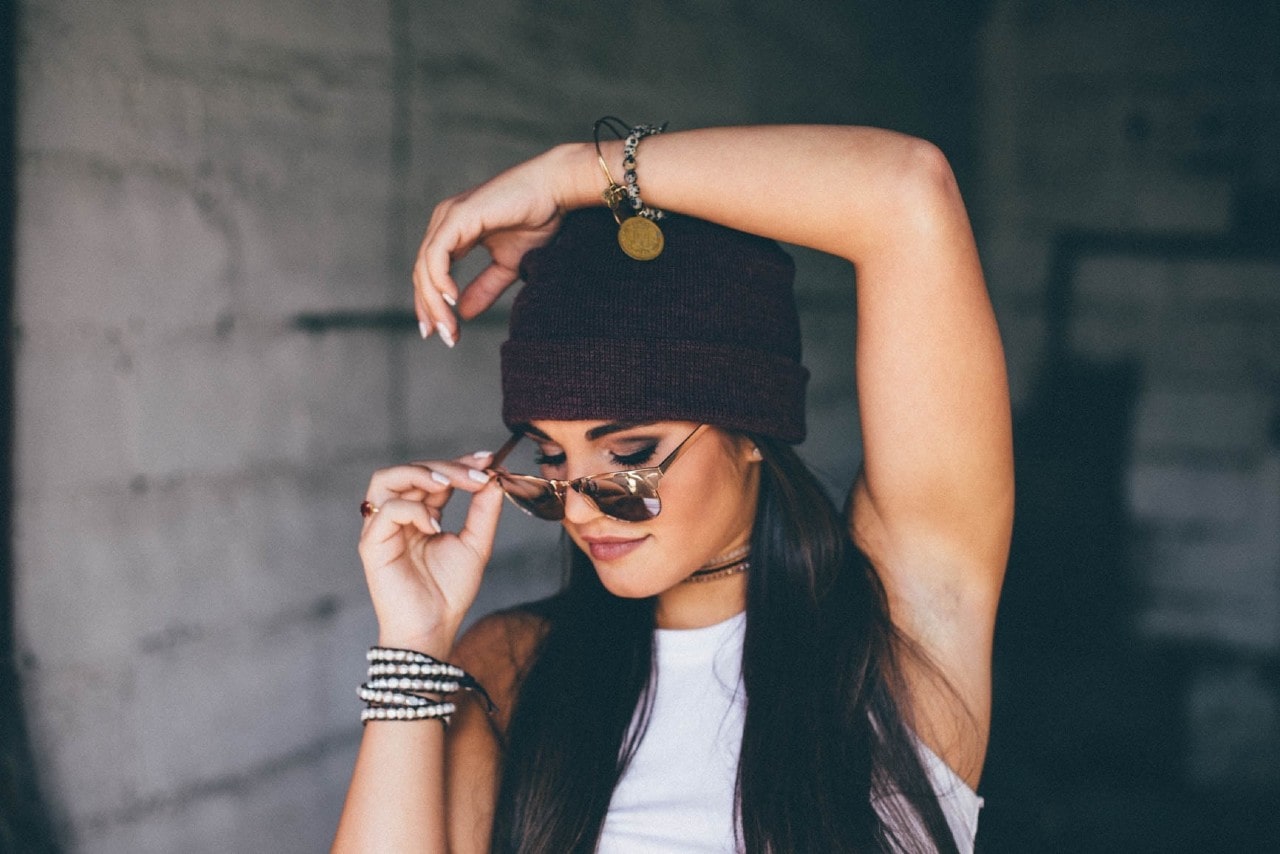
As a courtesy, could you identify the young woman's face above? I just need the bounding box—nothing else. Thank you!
[521,419,762,599]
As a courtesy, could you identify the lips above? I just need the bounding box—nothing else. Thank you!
[582,535,649,562]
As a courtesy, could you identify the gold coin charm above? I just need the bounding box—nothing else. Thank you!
[617,215,664,261]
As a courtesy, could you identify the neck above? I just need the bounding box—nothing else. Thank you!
[654,545,749,629]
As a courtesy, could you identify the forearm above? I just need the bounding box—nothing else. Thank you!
[332,721,448,853]
[558,124,954,263]
[332,630,457,852]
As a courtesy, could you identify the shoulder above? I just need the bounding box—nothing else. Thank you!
[451,604,551,735]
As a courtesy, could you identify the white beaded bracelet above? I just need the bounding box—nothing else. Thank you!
[359,685,440,707]
[364,676,461,693]
[360,702,456,723]
[359,646,495,726]
[367,662,461,678]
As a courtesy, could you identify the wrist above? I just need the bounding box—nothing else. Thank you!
[547,141,613,213]
[376,624,459,661]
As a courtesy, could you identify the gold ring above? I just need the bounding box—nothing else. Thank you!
[360,500,379,519]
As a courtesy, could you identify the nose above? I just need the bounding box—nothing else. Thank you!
[561,483,603,525]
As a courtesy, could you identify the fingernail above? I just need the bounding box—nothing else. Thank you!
[430,471,450,485]
[418,321,429,340]
[472,450,493,459]
[429,516,442,534]
[442,292,457,307]
[436,323,455,348]
[468,469,490,484]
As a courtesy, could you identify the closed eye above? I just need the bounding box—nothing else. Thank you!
[532,443,658,471]
[611,445,657,468]
[534,451,566,467]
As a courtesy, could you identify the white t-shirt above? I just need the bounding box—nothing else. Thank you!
[597,611,982,853]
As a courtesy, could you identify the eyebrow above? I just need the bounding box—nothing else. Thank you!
[587,421,658,441]
[518,421,659,442]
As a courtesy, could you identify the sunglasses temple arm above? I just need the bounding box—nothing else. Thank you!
[657,424,708,474]
[488,432,524,470]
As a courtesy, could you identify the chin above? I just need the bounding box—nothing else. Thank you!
[590,558,682,600]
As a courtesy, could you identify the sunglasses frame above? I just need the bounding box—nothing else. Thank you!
[486,424,708,522]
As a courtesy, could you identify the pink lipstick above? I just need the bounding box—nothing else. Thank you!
[583,536,648,562]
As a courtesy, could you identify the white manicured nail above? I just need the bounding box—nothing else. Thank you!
[472,450,492,459]
[418,321,429,340]
[429,516,442,534]
[442,292,457,307]
[430,471,450,485]
[436,323,455,348]
[467,469,490,484]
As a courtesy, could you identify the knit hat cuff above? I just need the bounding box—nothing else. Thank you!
[501,338,810,443]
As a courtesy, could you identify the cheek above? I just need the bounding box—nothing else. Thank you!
[664,456,758,536]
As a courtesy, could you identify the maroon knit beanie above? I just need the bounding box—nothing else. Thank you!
[501,208,808,442]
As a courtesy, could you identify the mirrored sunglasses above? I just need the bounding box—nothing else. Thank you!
[486,425,707,522]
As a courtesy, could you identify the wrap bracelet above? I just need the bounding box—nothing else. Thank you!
[359,645,496,726]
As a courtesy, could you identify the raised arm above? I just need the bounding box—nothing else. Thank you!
[417,126,1012,784]
[635,128,1012,784]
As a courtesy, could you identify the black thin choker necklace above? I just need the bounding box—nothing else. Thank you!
[683,546,750,584]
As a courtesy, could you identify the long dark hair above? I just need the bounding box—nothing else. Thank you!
[491,436,963,853]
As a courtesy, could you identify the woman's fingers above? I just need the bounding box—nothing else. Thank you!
[358,497,442,559]
[363,464,451,516]
[412,154,567,342]
[413,286,433,341]
[363,454,496,517]
[456,260,520,320]
[418,267,459,347]
[414,210,472,343]
[457,480,504,560]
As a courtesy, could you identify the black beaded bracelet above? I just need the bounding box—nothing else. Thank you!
[622,124,666,220]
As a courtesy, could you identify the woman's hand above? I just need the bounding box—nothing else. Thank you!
[357,451,505,656]
[413,144,595,346]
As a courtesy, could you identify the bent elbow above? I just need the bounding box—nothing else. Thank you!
[894,137,967,237]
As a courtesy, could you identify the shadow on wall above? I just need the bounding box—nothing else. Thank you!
[980,229,1280,853]
[2,0,61,849]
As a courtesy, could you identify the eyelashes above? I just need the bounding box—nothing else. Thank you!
[613,446,657,467]
[533,451,565,467]
[534,444,658,470]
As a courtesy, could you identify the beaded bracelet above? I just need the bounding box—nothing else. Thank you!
[592,115,668,261]
[622,124,666,221]
[361,702,457,723]
[359,645,496,726]
[364,676,461,693]
[359,685,444,707]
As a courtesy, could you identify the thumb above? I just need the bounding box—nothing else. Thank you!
[457,262,518,320]
[458,480,504,558]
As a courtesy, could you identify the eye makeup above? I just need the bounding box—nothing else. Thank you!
[520,422,677,474]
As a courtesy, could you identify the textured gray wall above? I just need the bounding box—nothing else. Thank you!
[10,0,1279,851]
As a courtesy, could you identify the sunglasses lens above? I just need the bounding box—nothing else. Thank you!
[580,475,661,522]
[496,474,565,521]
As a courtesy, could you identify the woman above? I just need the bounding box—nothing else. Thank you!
[333,124,1013,852]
